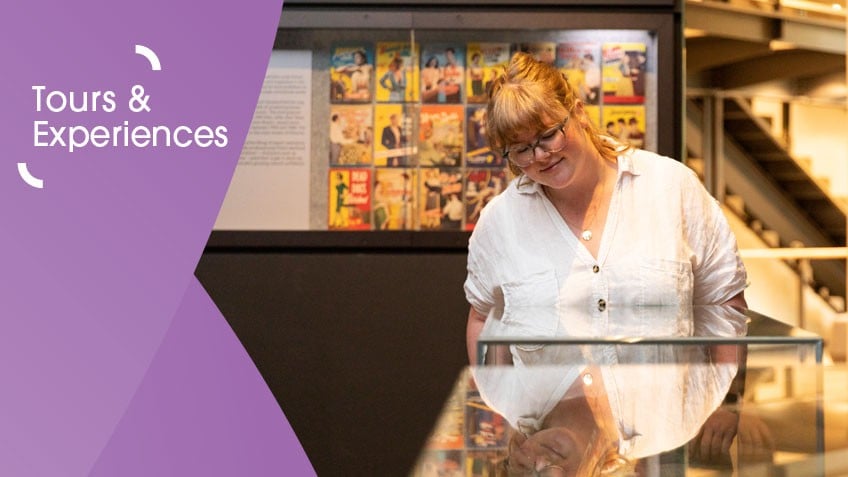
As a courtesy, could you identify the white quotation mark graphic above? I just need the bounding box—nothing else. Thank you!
[20,44,162,189]
[134,44,162,71]
[18,163,44,189]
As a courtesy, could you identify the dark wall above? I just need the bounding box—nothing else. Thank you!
[195,234,470,476]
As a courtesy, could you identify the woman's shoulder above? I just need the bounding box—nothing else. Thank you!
[627,148,699,182]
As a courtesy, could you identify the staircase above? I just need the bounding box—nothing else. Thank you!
[686,93,847,304]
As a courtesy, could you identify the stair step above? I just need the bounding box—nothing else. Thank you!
[725,194,748,220]
[760,229,781,248]
[685,157,705,179]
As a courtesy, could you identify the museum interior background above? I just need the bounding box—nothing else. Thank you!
[194,0,848,475]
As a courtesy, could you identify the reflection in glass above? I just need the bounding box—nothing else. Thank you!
[415,305,823,476]
[471,305,749,475]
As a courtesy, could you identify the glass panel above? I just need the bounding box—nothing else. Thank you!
[414,306,827,476]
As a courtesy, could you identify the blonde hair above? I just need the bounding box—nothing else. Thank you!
[486,52,625,176]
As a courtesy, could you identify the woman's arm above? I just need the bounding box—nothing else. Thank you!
[466,307,487,365]
[722,291,747,309]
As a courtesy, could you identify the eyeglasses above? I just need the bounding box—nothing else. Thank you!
[503,117,569,168]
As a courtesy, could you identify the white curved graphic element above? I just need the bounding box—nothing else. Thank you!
[134,44,161,71]
[18,162,44,189]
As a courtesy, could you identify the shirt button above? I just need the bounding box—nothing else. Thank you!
[598,299,606,311]
[592,265,600,273]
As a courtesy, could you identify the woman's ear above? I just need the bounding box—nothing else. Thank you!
[573,100,590,127]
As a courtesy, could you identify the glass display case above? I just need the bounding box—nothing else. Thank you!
[414,306,826,476]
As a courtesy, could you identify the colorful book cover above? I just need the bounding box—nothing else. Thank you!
[373,168,417,230]
[465,168,508,231]
[420,43,465,104]
[422,382,465,450]
[329,43,374,103]
[328,168,371,230]
[420,168,463,231]
[419,104,463,167]
[465,42,510,104]
[465,392,509,449]
[602,104,646,148]
[329,104,373,166]
[517,42,556,65]
[374,104,417,167]
[376,41,419,103]
[466,105,504,168]
[411,450,463,477]
[602,42,647,104]
[556,41,601,105]
[466,450,509,476]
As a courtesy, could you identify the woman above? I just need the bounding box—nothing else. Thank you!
[379,56,406,102]
[464,52,747,364]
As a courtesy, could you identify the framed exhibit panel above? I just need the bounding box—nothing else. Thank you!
[210,2,683,238]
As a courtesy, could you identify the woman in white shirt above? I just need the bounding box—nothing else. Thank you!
[464,52,748,365]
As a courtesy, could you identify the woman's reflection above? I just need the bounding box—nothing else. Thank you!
[470,305,773,475]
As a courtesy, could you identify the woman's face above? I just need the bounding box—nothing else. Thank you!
[511,111,594,192]
[507,427,588,476]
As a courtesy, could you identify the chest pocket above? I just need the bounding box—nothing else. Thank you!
[638,259,693,307]
[500,269,560,339]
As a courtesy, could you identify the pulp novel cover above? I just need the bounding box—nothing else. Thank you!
[517,42,556,65]
[419,104,463,167]
[602,42,647,104]
[329,104,373,166]
[556,41,601,106]
[374,103,417,167]
[420,167,464,231]
[464,168,509,230]
[420,43,466,104]
[466,105,504,168]
[602,104,646,149]
[465,392,509,449]
[328,168,371,230]
[465,42,510,104]
[329,43,374,103]
[373,167,417,230]
[376,41,419,103]
[411,450,463,477]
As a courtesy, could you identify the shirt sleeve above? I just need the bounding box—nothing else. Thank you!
[464,209,500,314]
[685,170,748,304]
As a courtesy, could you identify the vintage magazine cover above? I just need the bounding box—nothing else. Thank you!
[466,450,509,476]
[420,167,463,231]
[418,104,463,167]
[375,41,419,103]
[602,42,647,104]
[517,41,556,65]
[373,167,417,230]
[465,42,510,104]
[411,450,463,477]
[466,105,504,168]
[419,43,465,104]
[374,103,417,167]
[464,168,508,231]
[556,41,601,105]
[602,104,646,148]
[421,379,465,450]
[465,391,509,449]
[329,104,373,166]
[328,168,371,230]
[329,43,374,103]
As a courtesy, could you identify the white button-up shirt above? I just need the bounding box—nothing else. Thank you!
[464,148,748,335]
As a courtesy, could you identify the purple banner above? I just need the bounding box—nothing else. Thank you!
[0,1,314,475]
